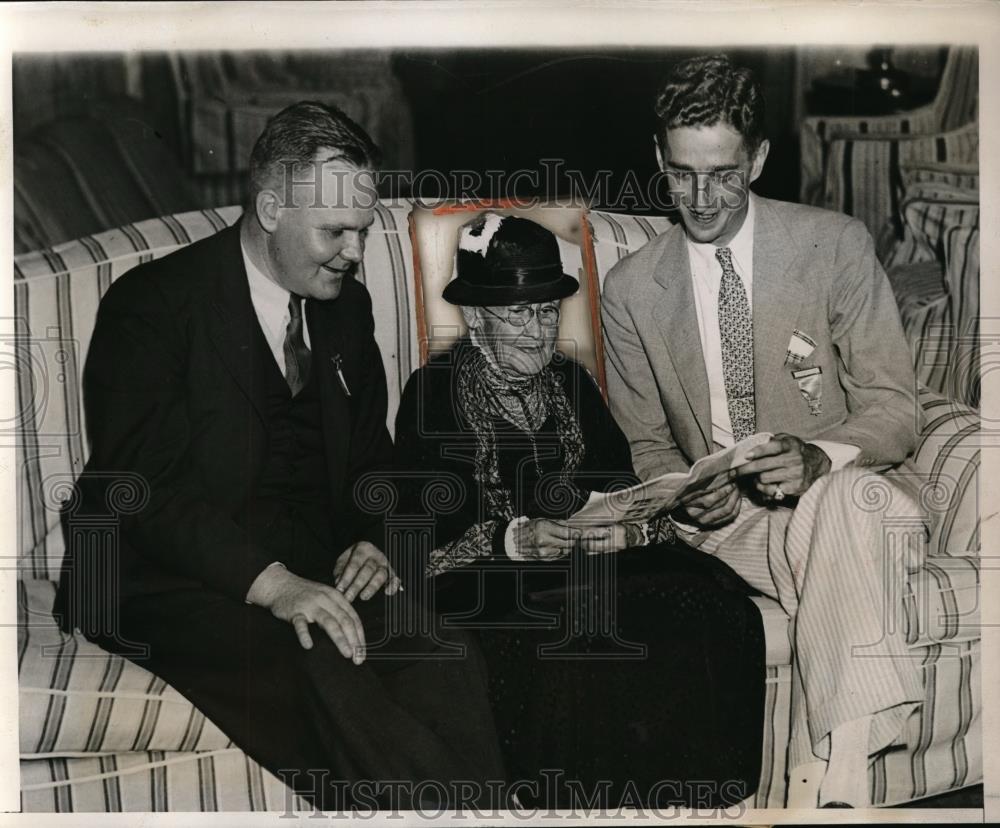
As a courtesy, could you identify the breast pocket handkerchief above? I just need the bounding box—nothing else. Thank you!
[785,329,817,367]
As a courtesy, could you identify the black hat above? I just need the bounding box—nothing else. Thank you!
[442,214,580,306]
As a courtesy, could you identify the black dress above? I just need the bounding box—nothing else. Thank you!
[391,341,765,809]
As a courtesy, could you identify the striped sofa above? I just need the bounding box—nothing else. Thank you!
[15,204,982,811]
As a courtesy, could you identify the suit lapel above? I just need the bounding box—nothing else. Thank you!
[751,198,806,405]
[652,229,712,453]
[208,224,269,425]
[306,299,352,501]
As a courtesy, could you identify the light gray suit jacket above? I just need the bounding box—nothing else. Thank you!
[601,196,920,480]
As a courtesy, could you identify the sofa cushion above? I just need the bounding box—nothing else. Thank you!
[899,161,979,194]
[750,596,791,666]
[17,578,232,757]
[885,182,979,270]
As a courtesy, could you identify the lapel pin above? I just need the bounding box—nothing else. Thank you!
[331,354,352,397]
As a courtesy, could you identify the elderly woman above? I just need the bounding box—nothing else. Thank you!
[392,216,764,809]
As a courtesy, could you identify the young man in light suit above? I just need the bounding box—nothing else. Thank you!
[601,55,926,807]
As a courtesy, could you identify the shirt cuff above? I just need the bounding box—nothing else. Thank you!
[808,440,861,472]
[504,516,530,561]
[244,561,286,605]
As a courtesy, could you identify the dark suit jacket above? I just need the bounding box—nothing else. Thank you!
[601,196,920,480]
[56,222,393,633]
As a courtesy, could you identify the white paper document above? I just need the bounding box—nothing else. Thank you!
[565,432,773,526]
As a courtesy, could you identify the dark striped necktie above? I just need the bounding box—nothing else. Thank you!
[282,295,311,396]
[715,247,756,442]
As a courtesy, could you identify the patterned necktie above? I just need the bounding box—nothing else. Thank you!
[715,247,756,441]
[282,295,311,396]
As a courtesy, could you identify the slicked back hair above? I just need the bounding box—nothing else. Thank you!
[248,100,381,203]
[654,54,765,154]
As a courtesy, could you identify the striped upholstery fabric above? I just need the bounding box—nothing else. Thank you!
[800,47,979,208]
[911,387,981,556]
[885,188,979,406]
[870,640,981,806]
[885,181,979,270]
[18,579,232,757]
[589,210,673,286]
[751,596,792,666]
[868,387,983,805]
[21,749,310,813]
[900,161,979,193]
[903,558,980,648]
[737,602,793,808]
[15,205,980,810]
[750,664,792,809]
[942,226,980,408]
[821,123,978,242]
[878,162,978,261]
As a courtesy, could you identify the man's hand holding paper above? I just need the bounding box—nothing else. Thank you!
[736,433,833,501]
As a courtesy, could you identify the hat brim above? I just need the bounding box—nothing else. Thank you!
[442,273,580,307]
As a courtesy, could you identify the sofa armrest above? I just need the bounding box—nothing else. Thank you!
[911,387,981,558]
[903,556,980,647]
[943,226,981,408]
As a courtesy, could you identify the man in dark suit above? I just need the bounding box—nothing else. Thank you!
[601,56,926,807]
[56,101,503,810]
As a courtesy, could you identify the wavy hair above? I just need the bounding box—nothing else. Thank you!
[654,54,765,153]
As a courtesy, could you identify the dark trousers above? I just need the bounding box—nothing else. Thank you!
[439,540,766,809]
[92,588,505,811]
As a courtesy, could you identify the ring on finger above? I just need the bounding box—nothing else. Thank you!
[773,484,786,502]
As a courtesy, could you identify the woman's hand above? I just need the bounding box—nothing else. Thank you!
[511,518,578,560]
[511,519,633,559]
[579,523,630,555]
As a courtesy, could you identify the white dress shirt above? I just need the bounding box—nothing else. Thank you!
[241,241,311,375]
[686,194,859,470]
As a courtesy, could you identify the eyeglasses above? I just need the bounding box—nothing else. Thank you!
[663,166,747,185]
[482,304,561,328]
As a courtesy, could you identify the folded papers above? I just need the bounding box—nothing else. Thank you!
[566,432,773,526]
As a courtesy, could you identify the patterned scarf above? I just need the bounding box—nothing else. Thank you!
[456,340,586,520]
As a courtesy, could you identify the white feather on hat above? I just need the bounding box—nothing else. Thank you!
[458,212,504,259]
